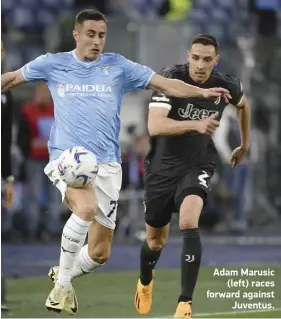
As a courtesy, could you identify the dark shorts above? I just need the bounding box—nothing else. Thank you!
[144,169,214,228]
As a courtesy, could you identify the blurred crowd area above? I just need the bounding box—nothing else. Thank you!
[1,0,281,242]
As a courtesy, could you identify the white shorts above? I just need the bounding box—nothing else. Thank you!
[44,158,122,230]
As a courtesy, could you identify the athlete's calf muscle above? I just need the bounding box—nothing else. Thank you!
[87,221,114,263]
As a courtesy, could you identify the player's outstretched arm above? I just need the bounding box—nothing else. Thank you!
[148,74,231,102]
[148,107,220,136]
[229,96,251,168]
[1,70,27,93]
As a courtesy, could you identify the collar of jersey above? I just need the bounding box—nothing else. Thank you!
[72,50,101,67]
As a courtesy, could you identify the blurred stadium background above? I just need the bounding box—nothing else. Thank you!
[1,0,281,317]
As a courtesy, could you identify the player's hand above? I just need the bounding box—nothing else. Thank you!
[230,145,248,168]
[4,181,15,208]
[202,88,232,103]
[196,112,220,135]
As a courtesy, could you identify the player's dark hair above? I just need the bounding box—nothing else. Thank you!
[75,9,107,26]
[190,34,219,53]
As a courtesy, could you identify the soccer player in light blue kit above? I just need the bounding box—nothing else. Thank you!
[1,10,231,315]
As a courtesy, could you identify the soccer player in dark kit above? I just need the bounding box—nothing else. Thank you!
[134,34,251,318]
[1,39,15,312]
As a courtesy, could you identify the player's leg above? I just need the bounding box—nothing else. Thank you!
[135,172,176,315]
[140,223,169,285]
[58,185,98,282]
[174,191,204,318]
[48,185,98,314]
[135,222,170,315]
[49,219,113,282]
[70,220,114,278]
[44,160,98,314]
[49,222,113,284]
[173,171,212,319]
[67,163,122,279]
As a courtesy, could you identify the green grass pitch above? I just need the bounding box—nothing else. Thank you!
[2,266,281,318]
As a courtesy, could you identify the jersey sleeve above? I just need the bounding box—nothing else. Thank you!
[21,53,52,82]
[149,92,172,110]
[226,75,244,107]
[148,65,174,110]
[121,56,155,92]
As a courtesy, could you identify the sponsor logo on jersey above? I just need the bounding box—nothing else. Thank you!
[57,84,112,98]
[178,103,216,120]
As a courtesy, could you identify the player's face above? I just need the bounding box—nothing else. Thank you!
[73,20,107,61]
[188,44,219,83]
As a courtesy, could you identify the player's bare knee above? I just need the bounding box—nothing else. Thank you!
[179,211,200,229]
[147,237,166,251]
[66,187,98,221]
[70,200,98,221]
[79,203,98,221]
[146,224,169,250]
[179,209,199,229]
[179,195,203,229]
[179,217,198,230]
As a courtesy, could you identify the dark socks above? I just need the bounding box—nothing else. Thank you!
[140,240,162,285]
[178,228,202,303]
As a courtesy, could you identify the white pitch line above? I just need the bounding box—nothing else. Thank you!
[153,307,281,318]
[194,307,281,317]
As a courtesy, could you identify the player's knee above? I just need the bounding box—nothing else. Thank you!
[179,195,203,230]
[179,207,201,229]
[88,246,110,264]
[66,187,98,221]
[179,207,199,229]
[75,202,98,221]
[147,237,166,251]
[179,217,198,230]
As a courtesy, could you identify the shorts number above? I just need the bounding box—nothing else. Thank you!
[107,200,117,218]
[198,171,209,188]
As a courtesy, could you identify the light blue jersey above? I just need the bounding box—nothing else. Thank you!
[21,50,155,163]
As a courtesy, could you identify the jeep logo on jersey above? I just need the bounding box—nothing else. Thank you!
[178,103,216,120]
[57,84,112,97]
